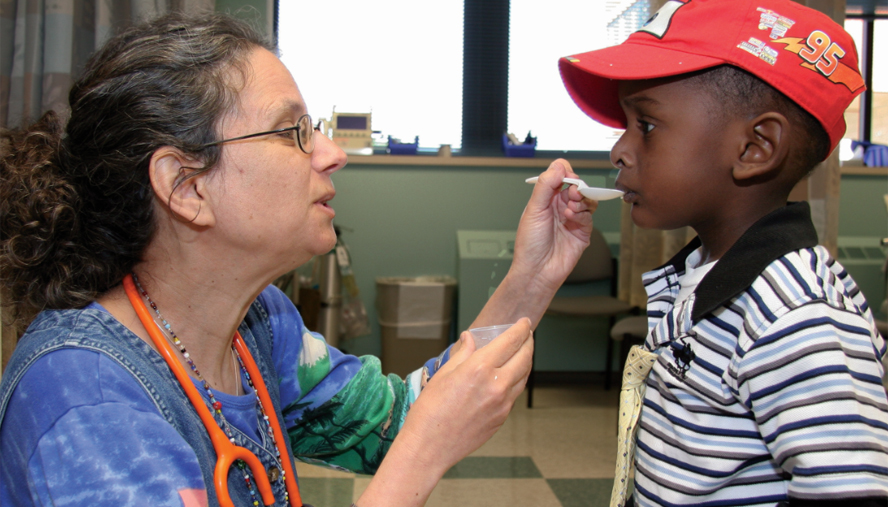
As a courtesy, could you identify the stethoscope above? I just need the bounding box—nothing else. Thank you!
[123,274,303,507]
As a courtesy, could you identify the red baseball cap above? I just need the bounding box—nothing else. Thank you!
[559,0,864,157]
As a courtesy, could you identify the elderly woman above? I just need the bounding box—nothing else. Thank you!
[0,12,595,507]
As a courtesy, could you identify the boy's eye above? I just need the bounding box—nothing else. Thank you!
[638,120,654,134]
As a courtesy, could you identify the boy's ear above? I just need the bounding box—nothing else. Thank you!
[733,112,790,181]
[149,147,215,227]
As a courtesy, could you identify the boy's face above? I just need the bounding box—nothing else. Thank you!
[612,76,741,232]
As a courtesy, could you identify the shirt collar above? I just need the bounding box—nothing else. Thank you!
[655,202,819,322]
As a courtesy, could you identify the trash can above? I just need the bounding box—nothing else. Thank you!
[376,276,457,377]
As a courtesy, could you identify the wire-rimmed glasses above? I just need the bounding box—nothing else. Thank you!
[200,113,315,154]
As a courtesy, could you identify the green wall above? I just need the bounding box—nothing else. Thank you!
[211,0,887,368]
[332,163,887,373]
[331,162,619,372]
[838,174,888,320]
[838,175,888,237]
[207,0,630,372]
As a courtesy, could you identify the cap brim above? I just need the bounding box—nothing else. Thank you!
[560,43,727,129]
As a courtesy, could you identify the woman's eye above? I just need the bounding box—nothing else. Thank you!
[276,128,297,140]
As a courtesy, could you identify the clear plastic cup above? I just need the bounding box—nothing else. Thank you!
[468,323,515,349]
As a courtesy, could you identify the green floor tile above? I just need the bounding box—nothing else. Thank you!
[547,478,614,507]
[298,477,354,507]
[443,456,543,479]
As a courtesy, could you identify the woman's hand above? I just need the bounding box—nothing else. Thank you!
[404,318,533,465]
[512,158,596,294]
[468,159,596,330]
[356,318,533,507]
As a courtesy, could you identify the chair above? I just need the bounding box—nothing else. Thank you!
[609,315,649,381]
[526,228,639,408]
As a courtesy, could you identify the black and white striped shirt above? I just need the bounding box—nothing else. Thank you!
[634,202,888,507]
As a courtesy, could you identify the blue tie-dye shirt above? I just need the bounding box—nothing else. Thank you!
[0,285,448,506]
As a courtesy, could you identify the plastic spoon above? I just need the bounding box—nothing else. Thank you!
[525,176,625,201]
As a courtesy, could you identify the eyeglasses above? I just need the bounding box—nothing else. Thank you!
[200,113,315,154]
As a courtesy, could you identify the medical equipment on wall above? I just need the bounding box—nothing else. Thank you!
[318,247,342,346]
[318,110,373,155]
[317,228,370,347]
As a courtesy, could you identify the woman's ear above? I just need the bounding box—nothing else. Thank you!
[149,147,215,227]
[733,112,790,181]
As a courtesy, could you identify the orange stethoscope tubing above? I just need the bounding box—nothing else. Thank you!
[123,274,302,507]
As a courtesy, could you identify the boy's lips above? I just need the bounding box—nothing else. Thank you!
[621,190,638,204]
[615,183,638,204]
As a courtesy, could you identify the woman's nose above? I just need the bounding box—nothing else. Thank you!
[312,129,347,174]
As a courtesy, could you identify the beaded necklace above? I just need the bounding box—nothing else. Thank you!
[131,273,290,505]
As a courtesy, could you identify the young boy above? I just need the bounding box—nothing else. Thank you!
[559,0,888,506]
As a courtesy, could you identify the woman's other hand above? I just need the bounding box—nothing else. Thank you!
[404,317,532,464]
[357,318,533,507]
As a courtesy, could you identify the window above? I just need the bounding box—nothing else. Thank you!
[279,2,884,158]
[841,13,888,160]
[277,1,463,150]
[507,1,650,153]
[279,1,656,155]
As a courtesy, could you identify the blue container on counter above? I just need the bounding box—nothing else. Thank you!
[388,136,419,155]
[502,134,536,157]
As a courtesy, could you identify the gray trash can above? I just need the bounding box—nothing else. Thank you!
[376,276,457,377]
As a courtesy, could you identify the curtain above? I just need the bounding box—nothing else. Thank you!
[0,0,215,129]
[0,0,214,370]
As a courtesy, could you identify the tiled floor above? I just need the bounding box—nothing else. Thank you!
[295,383,620,507]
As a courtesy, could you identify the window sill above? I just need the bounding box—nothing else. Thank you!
[841,160,888,175]
[345,154,615,170]
[345,155,887,175]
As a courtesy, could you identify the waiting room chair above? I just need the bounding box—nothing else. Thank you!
[526,228,639,408]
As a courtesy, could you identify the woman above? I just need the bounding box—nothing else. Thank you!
[0,12,595,507]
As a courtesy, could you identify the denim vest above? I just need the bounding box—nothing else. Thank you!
[0,299,296,506]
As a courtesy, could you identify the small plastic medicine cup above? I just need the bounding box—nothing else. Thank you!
[468,323,515,349]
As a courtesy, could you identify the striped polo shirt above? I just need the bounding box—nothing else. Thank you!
[633,202,888,507]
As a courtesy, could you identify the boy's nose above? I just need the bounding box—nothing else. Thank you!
[610,131,632,169]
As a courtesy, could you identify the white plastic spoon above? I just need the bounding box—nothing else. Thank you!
[525,176,625,201]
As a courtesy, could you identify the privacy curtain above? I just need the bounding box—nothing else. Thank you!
[1,0,215,128]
